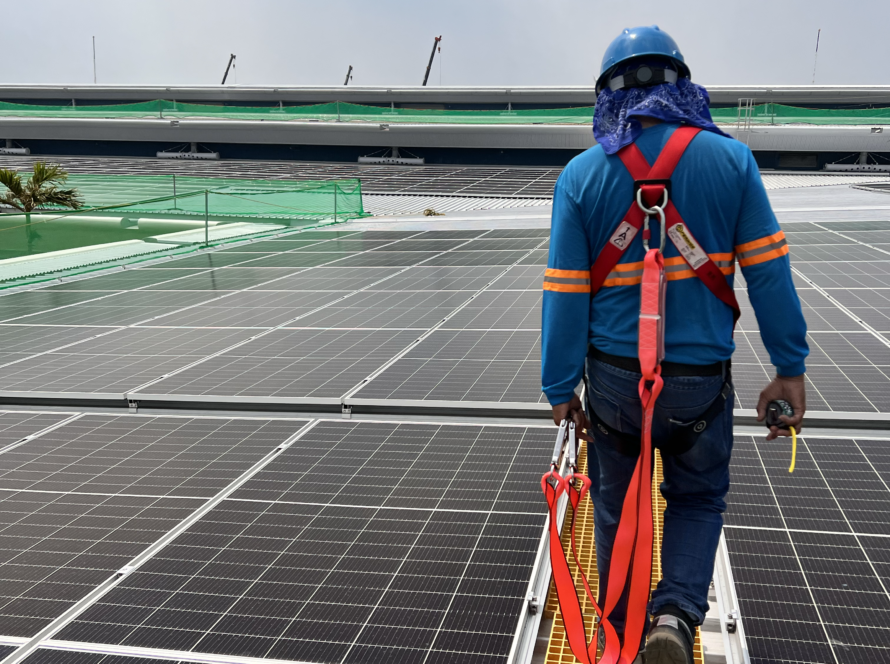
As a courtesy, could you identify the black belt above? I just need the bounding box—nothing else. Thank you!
[589,346,729,377]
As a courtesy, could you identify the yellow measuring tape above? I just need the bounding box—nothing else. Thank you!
[788,426,797,473]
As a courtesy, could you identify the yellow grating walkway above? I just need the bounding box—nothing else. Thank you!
[544,444,704,664]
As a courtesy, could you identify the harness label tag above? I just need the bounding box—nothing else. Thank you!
[668,223,709,270]
[610,221,638,250]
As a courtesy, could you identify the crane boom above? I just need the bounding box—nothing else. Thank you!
[344,65,353,86]
[422,36,442,86]
[221,54,236,85]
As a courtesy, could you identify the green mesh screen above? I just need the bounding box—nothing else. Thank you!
[710,103,890,125]
[0,100,595,124]
[0,99,889,125]
[64,174,366,221]
[0,175,365,261]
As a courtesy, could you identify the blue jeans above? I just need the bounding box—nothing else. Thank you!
[584,355,734,635]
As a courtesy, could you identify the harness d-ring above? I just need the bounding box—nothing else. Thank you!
[635,188,668,253]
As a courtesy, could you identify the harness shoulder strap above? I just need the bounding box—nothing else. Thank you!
[588,127,742,323]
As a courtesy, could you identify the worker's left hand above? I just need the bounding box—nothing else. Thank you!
[552,395,593,442]
[756,373,806,441]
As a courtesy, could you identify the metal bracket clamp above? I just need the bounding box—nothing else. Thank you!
[725,610,739,633]
[127,399,139,414]
[341,404,352,419]
[526,591,541,615]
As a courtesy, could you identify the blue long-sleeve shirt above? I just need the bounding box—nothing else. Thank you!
[542,123,809,406]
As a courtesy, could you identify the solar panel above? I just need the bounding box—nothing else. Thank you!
[18,651,179,664]
[55,422,552,663]
[136,290,350,328]
[487,265,544,290]
[5,290,225,327]
[0,412,71,450]
[267,267,403,291]
[460,238,546,251]
[0,327,116,356]
[364,265,507,292]
[132,329,420,403]
[0,292,114,323]
[41,270,208,292]
[330,252,442,268]
[0,490,199,638]
[441,291,542,330]
[292,291,470,329]
[228,253,355,269]
[141,268,304,291]
[724,434,890,664]
[0,415,308,498]
[0,328,255,398]
[145,252,275,269]
[351,330,546,407]
[423,251,531,267]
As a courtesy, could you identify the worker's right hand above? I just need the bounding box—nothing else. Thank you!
[552,395,593,442]
[756,374,806,441]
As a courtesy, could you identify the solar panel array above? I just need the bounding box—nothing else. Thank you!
[0,415,552,664]
[1,194,890,664]
[0,227,556,414]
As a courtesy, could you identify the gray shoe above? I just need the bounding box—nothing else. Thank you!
[596,627,644,664]
[644,613,694,664]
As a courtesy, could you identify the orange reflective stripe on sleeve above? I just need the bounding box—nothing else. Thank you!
[543,268,591,293]
[736,231,789,267]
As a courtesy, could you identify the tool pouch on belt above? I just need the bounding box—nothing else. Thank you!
[584,375,733,457]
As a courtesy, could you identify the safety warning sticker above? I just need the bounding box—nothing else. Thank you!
[609,221,638,250]
[668,223,709,270]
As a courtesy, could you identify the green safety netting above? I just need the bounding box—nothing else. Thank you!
[1,99,889,125]
[710,103,890,125]
[65,174,366,220]
[0,175,365,261]
[0,100,594,124]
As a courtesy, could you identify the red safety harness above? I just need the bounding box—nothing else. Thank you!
[542,126,741,664]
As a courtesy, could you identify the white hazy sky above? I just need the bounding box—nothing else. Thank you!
[5,0,889,88]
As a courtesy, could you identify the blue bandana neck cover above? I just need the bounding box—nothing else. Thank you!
[592,77,731,155]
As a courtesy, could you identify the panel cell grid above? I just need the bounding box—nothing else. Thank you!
[0,412,71,450]
[0,328,255,397]
[442,290,542,330]
[365,265,507,292]
[0,415,307,498]
[724,434,890,664]
[136,329,419,400]
[0,490,199,638]
[56,422,553,663]
[292,290,471,329]
[354,330,545,405]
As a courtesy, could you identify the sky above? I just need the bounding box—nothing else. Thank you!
[5,0,889,88]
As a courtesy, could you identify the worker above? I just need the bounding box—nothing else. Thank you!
[541,25,808,664]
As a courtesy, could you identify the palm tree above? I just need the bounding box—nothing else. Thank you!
[0,162,84,251]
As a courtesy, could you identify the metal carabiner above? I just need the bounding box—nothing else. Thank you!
[636,188,668,253]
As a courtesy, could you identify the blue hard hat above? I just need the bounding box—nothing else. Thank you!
[596,25,690,93]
